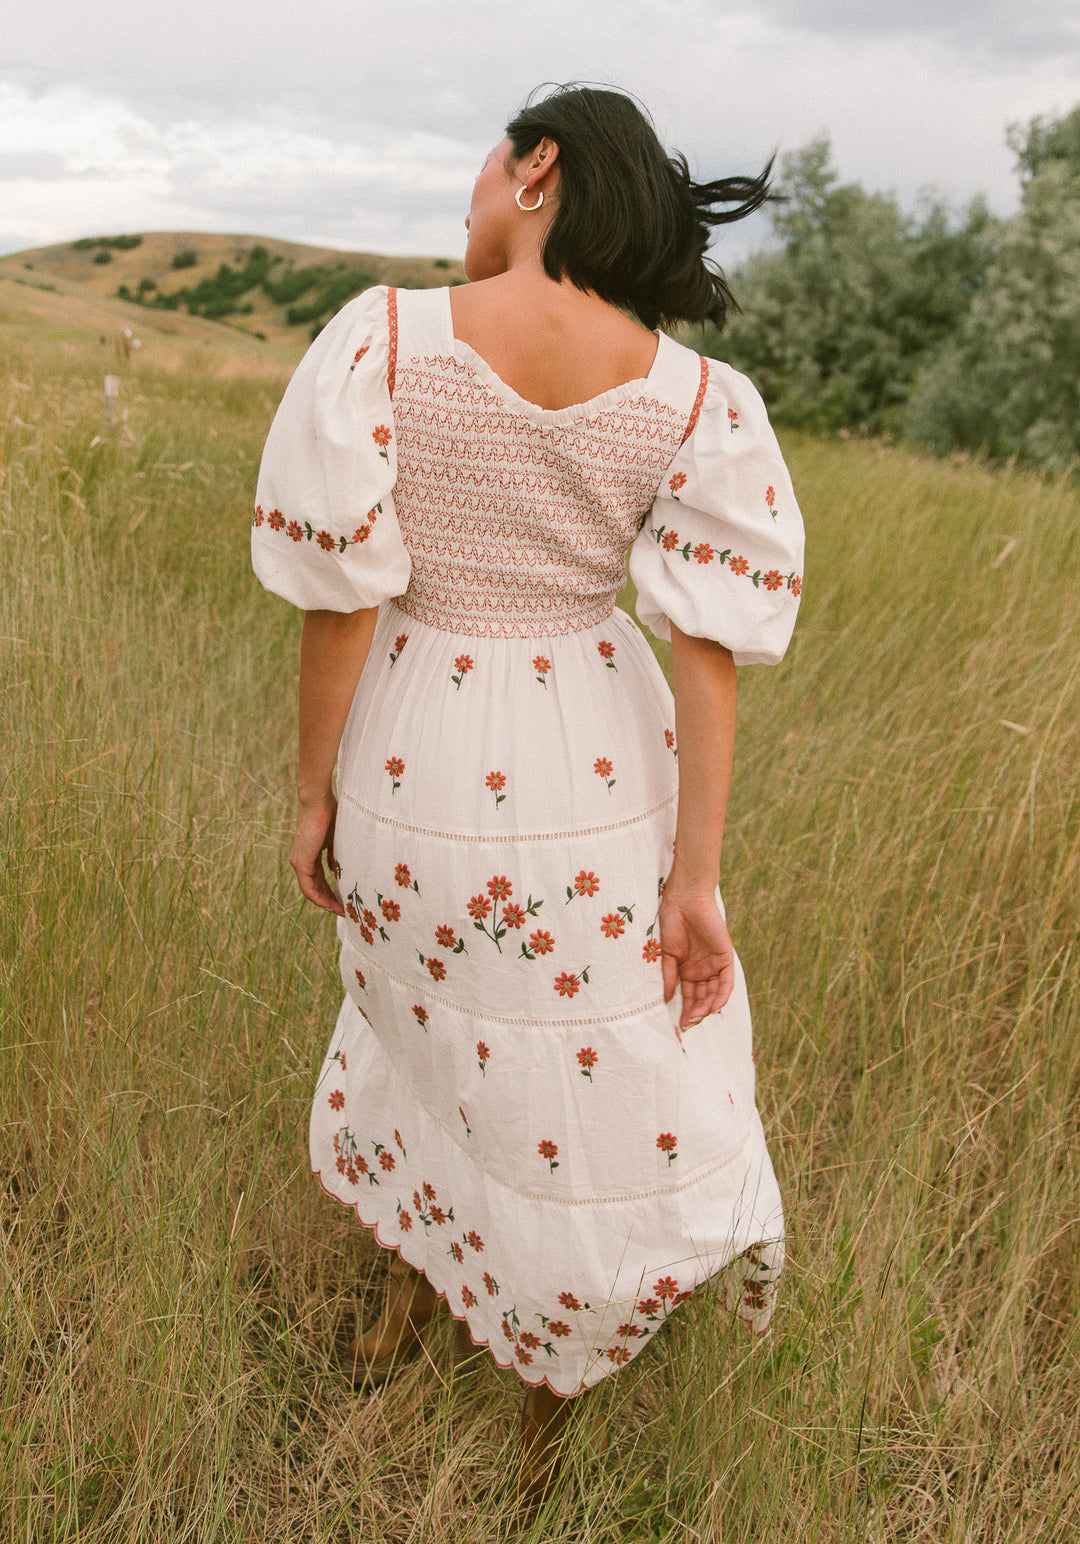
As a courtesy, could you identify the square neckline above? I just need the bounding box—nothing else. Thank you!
[437,287,669,426]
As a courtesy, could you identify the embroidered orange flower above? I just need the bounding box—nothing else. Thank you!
[412,1004,428,1027]
[451,1241,464,1263]
[729,555,749,575]
[328,1089,344,1110]
[483,1271,498,1295]
[669,472,687,495]
[252,505,264,526]
[616,1322,641,1338]
[316,530,335,551]
[577,1047,598,1079]
[572,870,600,898]
[607,1346,632,1365]
[558,1291,581,1311]
[362,908,377,930]
[529,928,554,955]
[792,574,802,596]
[548,1319,571,1337]
[600,912,625,939]
[267,509,285,531]
[435,924,457,949]
[467,894,492,920]
[665,729,675,749]
[763,569,784,591]
[693,543,714,564]
[399,1209,412,1230]
[515,1346,533,1364]
[454,654,473,675]
[286,519,303,541]
[519,1331,541,1350]
[379,1150,395,1171]
[554,972,581,998]
[423,1182,437,1200]
[353,524,371,543]
[594,758,613,779]
[538,1138,559,1171]
[429,1205,447,1225]
[502,903,526,929]
[354,967,366,988]
[533,654,551,675]
[381,897,400,921]
[661,529,680,550]
[395,862,411,887]
[372,424,392,447]
[642,938,661,963]
[345,901,360,924]
[654,1275,679,1299]
[385,756,404,777]
[461,1284,477,1308]
[486,770,507,807]
[466,1230,484,1252]
[765,485,776,508]
[656,1132,678,1160]
[426,956,447,981]
[637,1297,660,1316]
[487,875,512,900]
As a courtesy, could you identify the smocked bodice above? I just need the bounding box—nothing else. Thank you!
[392,349,694,637]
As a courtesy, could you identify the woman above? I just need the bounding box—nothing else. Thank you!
[252,85,803,1497]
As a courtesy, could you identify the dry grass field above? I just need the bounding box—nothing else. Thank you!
[1,274,1078,1542]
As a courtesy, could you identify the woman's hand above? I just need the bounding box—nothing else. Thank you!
[659,884,735,1030]
[290,794,345,915]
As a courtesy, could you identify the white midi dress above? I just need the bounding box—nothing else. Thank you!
[252,285,804,1396]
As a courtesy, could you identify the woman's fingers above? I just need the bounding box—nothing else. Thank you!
[659,893,736,1029]
[290,798,345,915]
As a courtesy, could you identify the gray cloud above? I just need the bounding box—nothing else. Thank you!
[737,1,1080,63]
[2,1,1079,258]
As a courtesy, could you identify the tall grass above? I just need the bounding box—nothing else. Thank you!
[1,335,1077,1542]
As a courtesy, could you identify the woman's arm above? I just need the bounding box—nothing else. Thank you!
[290,606,379,914]
[660,623,738,1030]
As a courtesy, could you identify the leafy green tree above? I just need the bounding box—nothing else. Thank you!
[906,106,1080,470]
[715,139,991,434]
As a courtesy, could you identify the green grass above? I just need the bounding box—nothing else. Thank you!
[1,333,1078,1541]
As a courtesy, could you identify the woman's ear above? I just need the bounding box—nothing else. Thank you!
[520,136,561,195]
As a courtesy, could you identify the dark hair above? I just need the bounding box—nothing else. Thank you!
[505,84,772,332]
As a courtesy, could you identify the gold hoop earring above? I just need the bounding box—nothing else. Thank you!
[515,185,544,212]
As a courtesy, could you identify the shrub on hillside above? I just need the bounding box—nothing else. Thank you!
[172,249,198,270]
[72,234,143,252]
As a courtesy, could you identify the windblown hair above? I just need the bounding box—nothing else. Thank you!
[505,84,772,332]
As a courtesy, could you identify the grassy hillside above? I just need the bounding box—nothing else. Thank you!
[6,229,465,359]
[1,300,1078,1541]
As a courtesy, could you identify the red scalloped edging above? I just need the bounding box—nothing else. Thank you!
[387,286,398,399]
[314,1164,597,1399]
[679,355,709,446]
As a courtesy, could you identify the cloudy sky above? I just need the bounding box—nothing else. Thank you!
[3,0,1079,264]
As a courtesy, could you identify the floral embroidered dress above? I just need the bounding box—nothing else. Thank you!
[252,285,804,1395]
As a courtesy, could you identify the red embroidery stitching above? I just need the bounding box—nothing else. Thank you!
[680,356,709,446]
[392,354,690,638]
[387,286,398,399]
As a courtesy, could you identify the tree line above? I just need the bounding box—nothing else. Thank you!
[712,105,1080,472]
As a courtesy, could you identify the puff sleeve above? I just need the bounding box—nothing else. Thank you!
[251,285,411,612]
[629,361,804,666]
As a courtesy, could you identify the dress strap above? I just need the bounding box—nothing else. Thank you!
[679,355,710,446]
[387,286,399,399]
